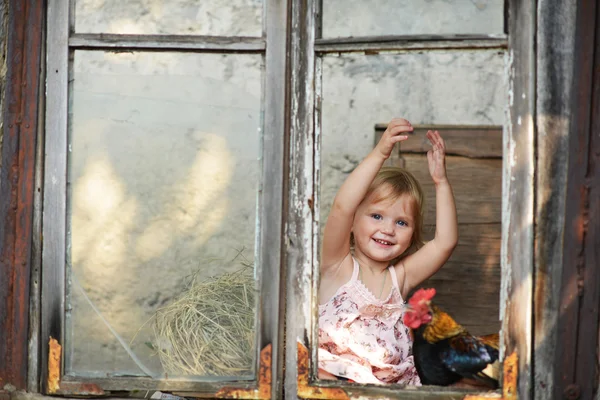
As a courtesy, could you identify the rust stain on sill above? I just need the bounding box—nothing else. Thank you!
[46,337,105,396]
[47,337,61,394]
[464,351,518,400]
[214,344,271,399]
[297,342,349,400]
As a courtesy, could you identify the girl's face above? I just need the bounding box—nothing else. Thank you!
[351,190,416,264]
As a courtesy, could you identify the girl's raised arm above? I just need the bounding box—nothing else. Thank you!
[320,118,413,273]
[400,130,458,297]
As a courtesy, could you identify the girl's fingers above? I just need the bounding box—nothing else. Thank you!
[427,130,445,151]
[392,135,409,143]
[389,118,411,127]
[389,125,413,136]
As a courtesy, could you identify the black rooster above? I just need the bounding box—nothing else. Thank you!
[403,288,500,388]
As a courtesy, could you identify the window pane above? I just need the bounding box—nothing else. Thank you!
[322,0,504,38]
[319,51,505,337]
[66,51,262,379]
[74,0,263,36]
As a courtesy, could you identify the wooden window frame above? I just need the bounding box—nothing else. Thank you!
[36,0,288,398]
[6,0,581,399]
[284,0,533,399]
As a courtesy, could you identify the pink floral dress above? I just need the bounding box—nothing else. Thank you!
[318,257,421,385]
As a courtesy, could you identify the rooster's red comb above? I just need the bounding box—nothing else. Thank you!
[408,288,436,306]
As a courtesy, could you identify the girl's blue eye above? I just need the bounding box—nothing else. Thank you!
[397,220,407,227]
[371,214,382,220]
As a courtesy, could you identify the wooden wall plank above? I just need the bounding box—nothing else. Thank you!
[552,1,600,399]
[419,223,501,336]
[399,155,502,225]
[533,1,577,399]
[376,124,503,158]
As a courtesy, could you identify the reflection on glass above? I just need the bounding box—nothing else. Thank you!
[322,0,504,38]
[319,50,505,335]
[66,51,262,379]
[75,0,263,36]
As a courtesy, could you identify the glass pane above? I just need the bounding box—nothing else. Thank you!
[75,0,263,36]
[318,50,505,373]
[322,0,504,38]
[66,51,262,379]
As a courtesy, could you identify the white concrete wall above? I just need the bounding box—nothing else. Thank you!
[322,0,504,37]
[320,50,506,225]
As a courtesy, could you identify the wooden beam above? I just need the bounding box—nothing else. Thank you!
[533,1,577,399]
[69,33,265,52]
[502,0,535,399]
[41,0,69,393]
[0,0,44,390]
[315,35,507,54]
[260,0,289,397]
[285,0,317,398]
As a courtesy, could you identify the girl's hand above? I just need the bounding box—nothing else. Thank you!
[376,118,413,159]
[426,130,448,184]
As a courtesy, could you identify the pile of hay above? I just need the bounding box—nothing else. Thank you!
[152,262,256,376]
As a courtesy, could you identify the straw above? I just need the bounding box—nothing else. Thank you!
[151,261,256,376]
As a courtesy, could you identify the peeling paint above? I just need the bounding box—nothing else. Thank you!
[502,352,518,399]
[47,338,61,394]
[215,344,271,399]
[296,342,349,400]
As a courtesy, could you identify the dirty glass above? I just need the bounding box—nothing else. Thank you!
[74,0,263,36]
[66,50,262,378]
[318,50,506,339]
[321,0,504,38]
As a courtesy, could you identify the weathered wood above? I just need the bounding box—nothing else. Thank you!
[533,1,577,399]
[69,33,266,52]
[28,84,45,392]
[422,223,501,267]
[375,124,503,159]
[42,0,70,393]
[0,0,44,390]
[502,0,535,398]
[553,1,600,399]
[399,155,502,225]
[261,0,288,398]
[315,35,507,54]
[285,0,317,398]
[420,223,501,336]
[59,374,256,392]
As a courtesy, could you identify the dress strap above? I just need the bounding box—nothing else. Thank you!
[389,263,401,292]
[351,257,360,281]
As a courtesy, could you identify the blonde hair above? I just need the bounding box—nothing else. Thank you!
[352,167,425,261]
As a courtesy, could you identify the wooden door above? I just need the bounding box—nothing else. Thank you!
[375,124,503,336]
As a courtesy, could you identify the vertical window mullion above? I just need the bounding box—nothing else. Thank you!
[41,0,70,393]
[285,0,317,398]
[259,0,288,397]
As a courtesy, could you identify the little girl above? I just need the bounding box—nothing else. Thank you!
[318,118,457,385]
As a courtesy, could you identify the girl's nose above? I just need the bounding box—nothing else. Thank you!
[380,221,395,235]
